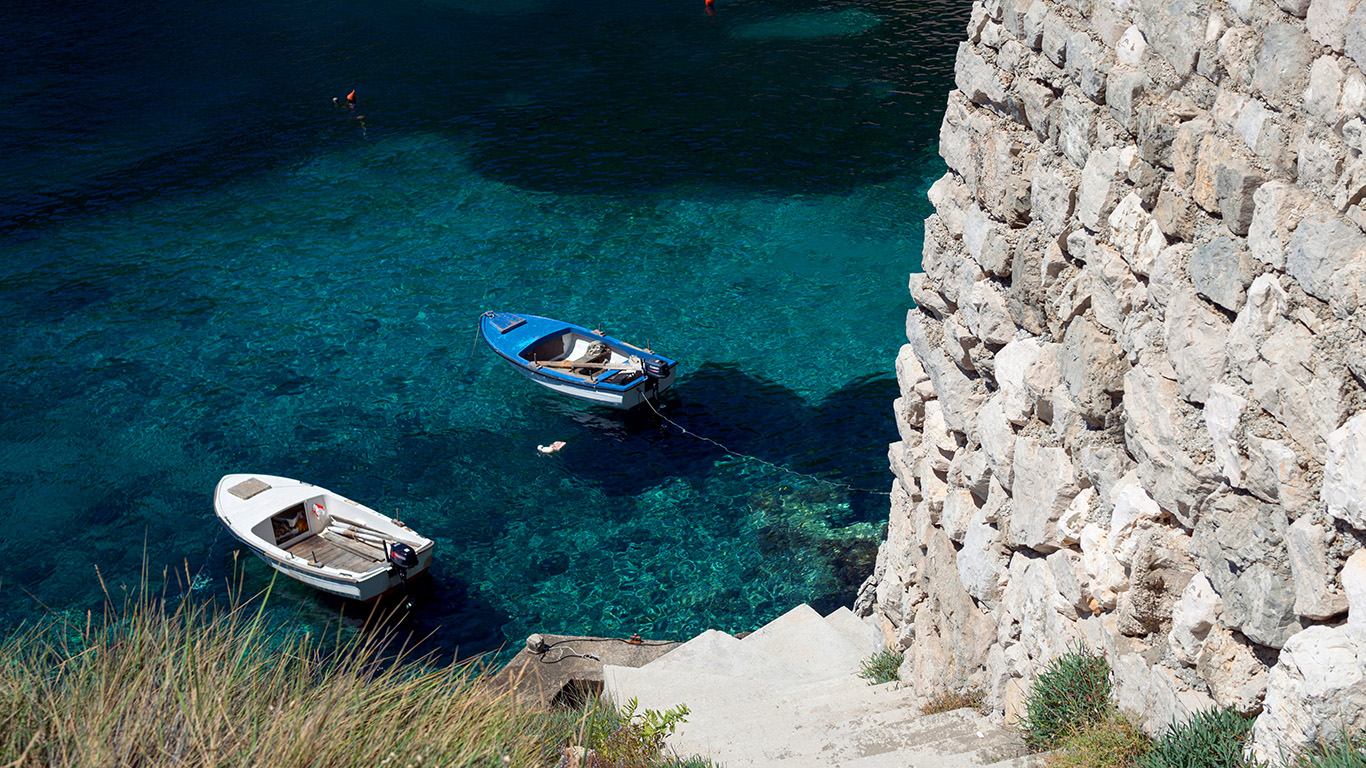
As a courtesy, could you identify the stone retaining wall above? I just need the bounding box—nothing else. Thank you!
[856,0,1366,757]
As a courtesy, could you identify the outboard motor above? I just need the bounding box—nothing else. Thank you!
[386,542,419,572]
[386,541,419,609]
[643,357,673,380]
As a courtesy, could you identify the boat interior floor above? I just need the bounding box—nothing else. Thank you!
[287,529,385,572]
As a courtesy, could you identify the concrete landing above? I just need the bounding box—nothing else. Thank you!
[603,604,1042,767]
[493,633,679,708]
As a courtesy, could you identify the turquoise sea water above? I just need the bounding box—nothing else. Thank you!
[0,0,966,656]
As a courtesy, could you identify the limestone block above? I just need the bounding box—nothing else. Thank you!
[1164,290,1230,404]
[995,337,1044,425]
[1225,273,1287,377]
[1024,342,1062,423]
[1154,184,1195,243]
[1323,413,1366,530]
[962,279,1016,346]
[907,310,985,436]
[1193,493,1300,648]
[1348,3,1366,69]
[942,488,981,545]
[1197,626,1270,714]
[1135,0,1210,75]
[964,206,1010,278]
[1252,23,1317,108]
[1031,164,1077,235]
[1108,471,1164,565]
[1248,181,1313,270]
[1215,159,1264,236]
[1244,437,1309,508]
[957,42,1012,114]
[944,316,979,373]
[1190,235,1256,312]
[1086,240,1147,333]
[1061,315,1130,424]
[1169,573,1222,665]
[1306,0,1361,51]
[896,342,930,400]
[1122,364,1219,526]
[1018,77,1055,139]
[1008,438,1082,552]
[1347,549,1366,630]
[1171,119,1212,190]
[1285,211,1366,302]
[1274,0,1313,16]
[1148,243,1191,313]
[1042,12,1071,66]
[1077,145,1137,229]
[959,506,1009,605]
[1287,517,1350,620]
[1305,56,1348,123]
[1204,382,1248,486]
[979,395,1017,490]
[1066,30,1109,103]
[1116,25,1147,66]
[910,273,953,318]
[1250,625,1366,762]
[1057,94,1099,168]
[1105,68,1147,133]
[1297,129,1347,195]
[1191,134,1230,214]
[1250,356,1347,460]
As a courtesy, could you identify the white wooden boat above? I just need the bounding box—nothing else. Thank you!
[214,473,434,600]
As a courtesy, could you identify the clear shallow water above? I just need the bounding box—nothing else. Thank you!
[0,0,967,656]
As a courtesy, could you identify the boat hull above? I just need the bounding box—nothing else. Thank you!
[236,536,433,601]
[513,361,676,409]
[480,311,679,410]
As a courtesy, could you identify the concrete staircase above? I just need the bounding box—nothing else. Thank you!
[603,605,1040,768]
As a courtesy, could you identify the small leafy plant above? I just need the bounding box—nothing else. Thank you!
[1022,646,1113,750]
[858,648,903,685]
[1293,732,1366,768]
[581,696,697,768]
[1136,707,1258,768]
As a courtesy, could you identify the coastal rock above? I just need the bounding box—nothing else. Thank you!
[1322,413,1366,529]
[1192,493,1300,648]
[1286,517,1350,620]
[1190,236,1256,312]
[1008,438,1082,551]
[1251,624,1366,761]
[1164,290,1229,403]
[1169,573,1222,665]
[1060,315,1129,424]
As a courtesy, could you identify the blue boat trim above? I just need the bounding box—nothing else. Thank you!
[479,311,678,402]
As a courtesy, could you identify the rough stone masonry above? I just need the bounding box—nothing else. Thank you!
[855,0,1366,758]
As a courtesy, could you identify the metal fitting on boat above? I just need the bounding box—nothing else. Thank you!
[527,633,549,654]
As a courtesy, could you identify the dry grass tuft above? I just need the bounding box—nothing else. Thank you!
[0,565,577,768]
[921,688,988,715]
[1046,709,1153,768]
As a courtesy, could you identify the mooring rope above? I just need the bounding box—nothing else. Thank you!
[641,395,891,497]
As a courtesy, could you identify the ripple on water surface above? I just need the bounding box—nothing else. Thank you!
[0,0,969,656]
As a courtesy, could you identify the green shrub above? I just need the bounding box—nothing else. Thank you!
[922,688,987,715]
[1022,647,1113,750]
[857,648,903,685]
[1137,707,1258,768]
[580,696,703,768]
[1047,709,1153,768]
[1293,732,1366,768]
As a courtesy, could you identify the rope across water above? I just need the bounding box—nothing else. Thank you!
[640,395,891,497]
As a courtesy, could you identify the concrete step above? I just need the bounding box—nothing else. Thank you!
[740,604,868,681]
[824,606,883,656]
[682,707,991,767]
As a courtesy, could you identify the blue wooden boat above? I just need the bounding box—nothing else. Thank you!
[479,311,678,409]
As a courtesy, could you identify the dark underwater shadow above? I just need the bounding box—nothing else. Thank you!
[551,362,898,509]
[1,0,970,231]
